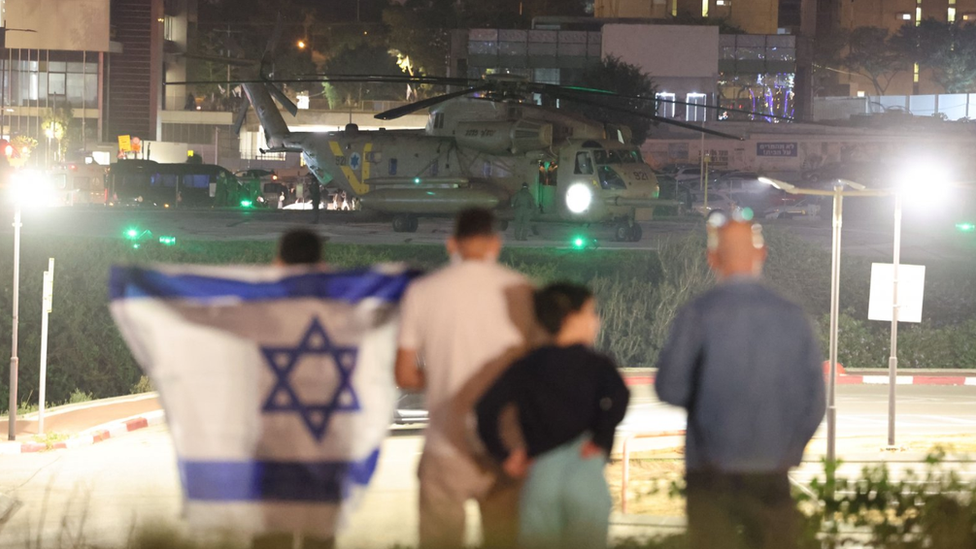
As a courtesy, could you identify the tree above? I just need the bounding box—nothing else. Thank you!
[844,27,907,95]
[321,44,408,108]
[382,1,452,77]
[565,56,657,144]
[812,29,848,96]
[42,103,72,164]
[893,19,976,93]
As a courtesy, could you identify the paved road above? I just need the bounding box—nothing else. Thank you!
[3,206,973,262]
[3,385,976,548]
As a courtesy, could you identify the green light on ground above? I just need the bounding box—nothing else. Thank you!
[132,243,140,249]
[124,228,139,240]
[957,222,976,232]
[240,199,253,208]
[413,177,421,184]
[159,236,177,246]
[572,236,586,250]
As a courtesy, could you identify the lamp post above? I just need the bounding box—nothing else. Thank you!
[888,191,902,447]
[759,177,884,462]
[7,199,19,441]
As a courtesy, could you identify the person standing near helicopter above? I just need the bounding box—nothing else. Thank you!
[512,183,536,241]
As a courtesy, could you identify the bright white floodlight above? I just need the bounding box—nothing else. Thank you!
[894,163,951,208]
[565,183,593,214]
[9,170,56,208]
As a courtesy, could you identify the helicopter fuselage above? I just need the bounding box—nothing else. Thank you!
[279,97,665,235]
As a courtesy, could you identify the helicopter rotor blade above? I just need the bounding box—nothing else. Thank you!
[265,82,299,117]
[530,82,798,123]
[262,13,285,77]
[548,85,797,123]
[544,89,744,140]
[374,84,492,120]
[232,100,250,136]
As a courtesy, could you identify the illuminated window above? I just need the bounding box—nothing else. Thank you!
[964,12,976,21]
[702,0,708,17]
[950,0,957,22]
[914,63,920,83]
[896,12,912,20]
[672,0,677,16]
[656,92,676,118]
[686,93,707,122]
[916,0,922,26]
[163,16,174,41]
[717,0,729,5]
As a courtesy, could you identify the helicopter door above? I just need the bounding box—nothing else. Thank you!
[537,160,557,213]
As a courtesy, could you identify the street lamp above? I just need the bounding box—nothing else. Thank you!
[885,166,952,448]
[6,169,50,440]
[759,177,887,462]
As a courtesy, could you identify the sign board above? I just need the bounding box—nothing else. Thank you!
[868,263,926,323]
[757,142,798,157]
[118,135,132,152]
[42,270,53,313]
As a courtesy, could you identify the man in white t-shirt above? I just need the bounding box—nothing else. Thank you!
[396,208,539,549]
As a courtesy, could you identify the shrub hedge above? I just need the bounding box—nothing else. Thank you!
[1,228,974,412]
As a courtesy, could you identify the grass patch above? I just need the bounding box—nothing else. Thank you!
[1,230,975,413]
[30,431,68,450]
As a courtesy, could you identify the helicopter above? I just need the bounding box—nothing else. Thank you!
[182,22,762,242]
[229,71,755,242]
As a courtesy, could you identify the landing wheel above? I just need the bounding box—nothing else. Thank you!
[614,223,631,242]
[628,223,643,242]
[392,214,418,233]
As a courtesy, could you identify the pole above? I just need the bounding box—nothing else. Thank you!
[826,185,843,463]
[8,206,21,440]
[38,258,53,435]
[888,192,902,447]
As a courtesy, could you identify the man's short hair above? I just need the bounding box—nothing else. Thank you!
[533,282,594,336]
[453,208,497,240]
[277,229,323,265]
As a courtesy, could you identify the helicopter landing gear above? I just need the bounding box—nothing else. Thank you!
[613,220,643,242]
[392,214,419,233]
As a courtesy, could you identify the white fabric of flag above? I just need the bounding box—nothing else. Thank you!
[109,263,418,538]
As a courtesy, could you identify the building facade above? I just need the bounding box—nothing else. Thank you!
[593,0,780,34]
[819,0,976,96]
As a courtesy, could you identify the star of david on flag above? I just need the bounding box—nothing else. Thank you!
[109,263,419,539]
[262,318,360,441]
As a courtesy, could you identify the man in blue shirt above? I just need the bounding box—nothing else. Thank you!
[655,212,825,549]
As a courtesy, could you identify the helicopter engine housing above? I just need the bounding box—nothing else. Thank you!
[454,119,553,155]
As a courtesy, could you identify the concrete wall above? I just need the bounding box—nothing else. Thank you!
[5,0,111,52]
[602,24,718,79]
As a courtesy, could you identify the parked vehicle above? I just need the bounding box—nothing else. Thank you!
[109,160,238,207]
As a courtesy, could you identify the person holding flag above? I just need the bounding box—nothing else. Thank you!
[110,235,419,546]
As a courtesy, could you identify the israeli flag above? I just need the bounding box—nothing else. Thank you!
[109,263,418,539]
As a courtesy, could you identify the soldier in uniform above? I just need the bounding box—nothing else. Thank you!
[511,183,536,241]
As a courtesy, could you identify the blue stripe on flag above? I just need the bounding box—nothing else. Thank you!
[109,267,419,303]
[178,450,379,503]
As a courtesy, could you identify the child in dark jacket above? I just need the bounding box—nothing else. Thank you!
[476,282,630,549]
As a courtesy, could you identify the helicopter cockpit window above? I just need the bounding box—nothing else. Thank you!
[618,150,638,164]
[593,150,608,164]
[597,165,627,190]
[607,150,624,164]
[574,152,594,175]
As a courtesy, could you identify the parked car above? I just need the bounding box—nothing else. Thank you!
[392,391,427,425]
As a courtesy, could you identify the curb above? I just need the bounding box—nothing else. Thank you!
[622,365,976,387]
[0,410,166,455]
[624,374,976,387]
